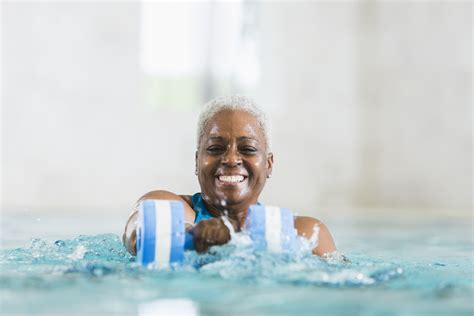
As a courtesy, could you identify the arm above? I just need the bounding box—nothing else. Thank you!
[122,190,196,255]
[294,216,336,256]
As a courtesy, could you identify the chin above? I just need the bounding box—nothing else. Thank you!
[208,190,244,205]
[223,191,254,206]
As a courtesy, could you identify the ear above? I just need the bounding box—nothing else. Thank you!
[195,150,199,175]
[266,152,274,177]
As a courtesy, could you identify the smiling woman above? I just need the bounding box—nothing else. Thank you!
[122,95,336,256]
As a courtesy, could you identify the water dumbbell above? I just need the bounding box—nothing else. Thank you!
[136,200,188,267]
[136,199,297,267]
[245,204,296,253]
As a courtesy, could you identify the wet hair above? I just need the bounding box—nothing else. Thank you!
[197,95,271,151]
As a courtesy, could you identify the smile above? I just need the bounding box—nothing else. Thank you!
[216,175,247,184]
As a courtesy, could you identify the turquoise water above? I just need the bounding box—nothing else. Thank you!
[1,211,473,315]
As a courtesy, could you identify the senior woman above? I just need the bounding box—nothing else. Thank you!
[123,95,336,256]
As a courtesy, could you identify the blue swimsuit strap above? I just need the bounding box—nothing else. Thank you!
[191,192,262,224]
[192,193,214,223]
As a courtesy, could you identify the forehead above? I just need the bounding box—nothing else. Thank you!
[203,110,263,140]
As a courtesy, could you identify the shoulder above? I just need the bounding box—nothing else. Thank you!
[179,194,193,208]
[294,216,336,256]
[294,216,323,238]
[139,190,192,207]
[138,190,196,220]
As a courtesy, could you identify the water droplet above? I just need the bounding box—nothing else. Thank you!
[54,240,66,247]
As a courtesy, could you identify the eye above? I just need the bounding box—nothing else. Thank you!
[207,146,225,154]
[240,146,258,154]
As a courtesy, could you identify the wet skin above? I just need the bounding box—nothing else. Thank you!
[123,109,336,255]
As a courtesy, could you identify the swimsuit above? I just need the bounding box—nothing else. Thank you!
[191,192,262,224]
[191,193,215,224]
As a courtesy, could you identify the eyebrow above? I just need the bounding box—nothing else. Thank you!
[208,136,257,142]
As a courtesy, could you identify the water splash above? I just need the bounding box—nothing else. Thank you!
[0,234,132,284]
[220,214,236,237]
[309,223,320,249]
[68,245,87,260]
[1,233,404,289]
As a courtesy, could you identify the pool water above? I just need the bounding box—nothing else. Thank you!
[1,210,473,315]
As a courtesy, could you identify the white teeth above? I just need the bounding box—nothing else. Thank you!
[218,175,245,183]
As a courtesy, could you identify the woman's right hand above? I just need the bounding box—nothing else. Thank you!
[188,218,233,253]
[123,215,233,256]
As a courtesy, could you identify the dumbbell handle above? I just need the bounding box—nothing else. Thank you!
[182,219,231,251]
[184,231,195,251]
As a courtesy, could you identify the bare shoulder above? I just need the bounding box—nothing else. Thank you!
[294,216,337,256]
[137,190,196,219]
[178,194,193,208]
[138,190,190,206]
[140,189,186,201]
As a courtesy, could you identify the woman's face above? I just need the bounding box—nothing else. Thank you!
[196,110,273,209]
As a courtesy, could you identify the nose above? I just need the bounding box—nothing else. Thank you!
[221,147,242,167]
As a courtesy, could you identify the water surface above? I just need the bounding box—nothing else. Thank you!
[1,210,472,315]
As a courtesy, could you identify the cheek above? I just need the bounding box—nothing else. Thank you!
[199,158,215,179]
[198,156,210,169]
[249,157,268,178]
[256,155,268,168]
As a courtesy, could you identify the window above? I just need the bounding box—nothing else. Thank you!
[140,1,260,109]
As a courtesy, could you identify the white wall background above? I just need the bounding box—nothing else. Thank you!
[1,1,472,219]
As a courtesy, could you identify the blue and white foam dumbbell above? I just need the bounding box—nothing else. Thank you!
[136,200,297,267]
[245,205,296,252]
[136,200,189,267]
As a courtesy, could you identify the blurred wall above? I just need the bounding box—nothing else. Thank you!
[1,2,203,214]
[354,2,472,212]
[257,2,360,215]
[1,2,472,216]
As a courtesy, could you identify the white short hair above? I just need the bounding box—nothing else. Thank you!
[197,95,271,151]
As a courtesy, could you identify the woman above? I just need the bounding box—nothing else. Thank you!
[123,95,336,256]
